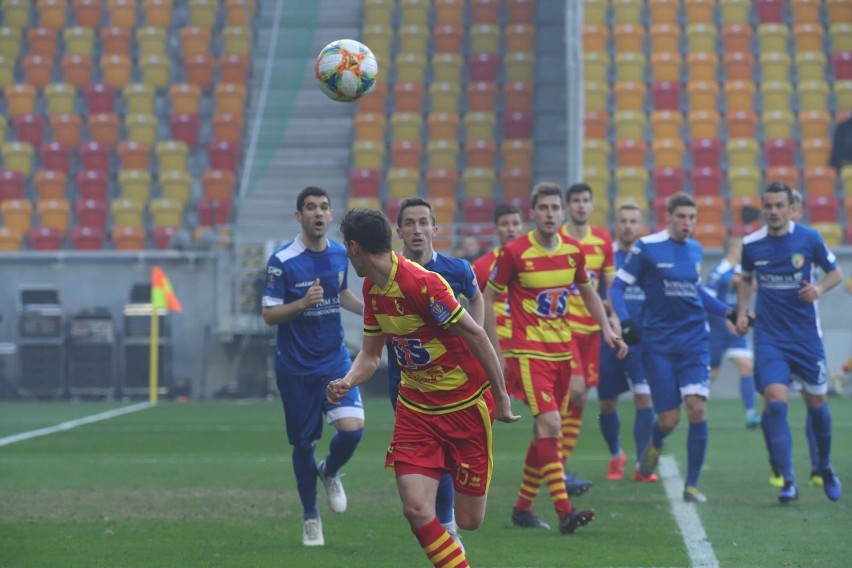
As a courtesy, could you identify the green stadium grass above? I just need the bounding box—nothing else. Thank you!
[0,397,849,567]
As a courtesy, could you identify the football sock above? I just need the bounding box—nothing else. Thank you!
[436,473,455,525]
[766,401,794,480]
[651,420,667,450]
[805,411,819,471]
[760,410,777,468]
[292,445,318,519]
[538,437,572,516]
[515,441,541,512]
[598,410,621,456]
[740,375,756,413]
[808,403,833,470]
[686,420,708,488]
[634,408,655,463]
[323,428,363,477]
[560,401,584,462]
[412,517,468,568]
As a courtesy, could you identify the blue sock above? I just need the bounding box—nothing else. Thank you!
[766,401,794,480]
[436,473,455,525]
[808,404,832,471]
[651,420,667,450]
[323,428,363,477]
[760,410,779,473]
[634,408,655,463]
[599,410,621,456]
[292,445,318,519]
[685,421,708,488]
[805,412,819,472]
[740,375,756,413]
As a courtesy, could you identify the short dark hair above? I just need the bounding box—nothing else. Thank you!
[763,182,794,205]
[397,197,435,227]
[531,182,563,208]
[296,186,329,212]
[340,208,392,254]
[565,182,593,202]
[493,203,521,224]
[667,192,696,214]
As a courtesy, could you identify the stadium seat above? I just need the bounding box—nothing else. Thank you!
[722,23,752,54]
[139,54,171,89]
[649,0,678,24]
[219,54,250,84]
[28,27,57,58]
[429,82,461,113]
[350,197,383,213]
[504,82,534,112]
[804,166,837,198]
[465,139,498,168]
[584,81,609,112]
[0,227,23,251]
[652,167,685,198]
[686,23,716,53]
[720,0,750,24]
[425,169,459,199]
[758,23,789,53]
[0,170,25,201]
[694,223,727,248]
[188,0,217,27]
[181,27,211,60]
[431,52,463,84]
[197,198,233,226]
[583,167,610,197]
[160,170,192,205]
[614,139,646,168]
[0,56,13,89]
[583,24,608,53]
[462,197,495,224]
[5,85,35,118]
[40,142,72,174]
[185,55,215,88]
[691,138,722,168]
[61,54,93,87]
[155,141,189,172]
[389,140,421,169]
[1,0,30,28]
[13,114,45,147]
[793,23,824,55]
[426,140,459,170]
[394,53,426,84]
[170,84,202,115]
[22,55,52,88]
[63,26,95,57]
[761,52,791,83]
[118,170,152,205]
[724,52,755,82]
[584,139,610,170]
[170,114,201,147]
[464,112,497,141]
[692,166,723,196]
[137,26,167,57]
[223,26,251,56]
[795,52,827,85]
[208,140,240,172]
[689,81,721,113]
[151,226,181,250]
[725,110,757,139]
[75,199,108,232]
[399,25,429,54]
[37,199,71,233]
[28,226,64,251]
[652,81,681,110]
[615,167,648,201]
[0,28,21,61]
[2,142,34,176]
[613,0,642,24]
[833,52,852,81]
[649,23,680,53]
[42,83,76,117]
[76,170,109,201]
[34,170,67,200]
[650,111,682,140]
[112,226,147,250]
[79,141,110,173]
[614,81,646,111]
[1,198,34,235]
[729,167,762,198]
[802,138,831,169]
[807,196,839,223]
[50,114,82,147]
[466,82,497,112]
[428,113,459,141]
[111,198,145,228]
[470,24,501,54]
[364,0,392,26]
[505,52,536,83]
[202,169,236,201]
[88,114,120,146]
[762,110,794,140]
[760,81,792,113]
[150,198,184,228]
[393,82,424,113]
[118,141,151,171]
[614,23,644,53]
[463,168,497,199]
[762,139,795,169]
[584,112,609,140]
[799,81,829,112]
[689,52,719,83]
[212,113,244,144]
[830,23,852,52]
[472,0,500,23]
[727,139,761,169]
[724,81,756,113]
[613,111,645,141]
[615,52,646,83]
[101,54,132,88]
[101,26,131,56]
[502,112,533,139]
[766,166,799,189]
[653,139,684,168]
[387,168,420,198]
[811,223,843,247]
[354,113,386,142]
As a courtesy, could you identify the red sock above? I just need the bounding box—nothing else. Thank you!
[411,517,468,567]
[515,440,541,511]
[537,437,573,517]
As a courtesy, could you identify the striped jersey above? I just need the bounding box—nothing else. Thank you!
[472,246,512,350]
[560,225,614,334]
[487,231,589,360]
[364,252,489,414]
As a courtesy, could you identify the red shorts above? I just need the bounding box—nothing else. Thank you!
[386,390,495,496]
[571,331,601,387]
[509,356,572,417]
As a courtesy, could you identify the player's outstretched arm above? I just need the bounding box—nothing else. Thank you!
[578,281,628,359]
[449,311,521,423]
[327,334,384,404]
[339,288,365,315]
[698,285,730,317]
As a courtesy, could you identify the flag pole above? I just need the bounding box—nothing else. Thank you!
[149,305,159,405]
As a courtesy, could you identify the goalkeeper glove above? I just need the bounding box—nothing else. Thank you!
[621,319,642,345]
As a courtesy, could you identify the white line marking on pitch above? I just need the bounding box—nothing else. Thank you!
[659,455,720,568]
[0,402,151,448]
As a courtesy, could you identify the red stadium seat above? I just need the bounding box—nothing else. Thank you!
[13,114,45,147]
[76,170,109,201]
[651,81,681,111]
[691,139,722,169]
[169,113,201,146]
[84,83,116,113]
[0,171,25,201]
[39,142,73,174]
[468,53,499,82]
[28,226,64,251]
[692,166,722,196]
[70,225,104,250]
[832,52,852,81]
[652,167,685,198]
[502,112,533,139]
[198,198,233,225]
[458,223,494,251]
[74,198,108,231]
[807,196,839,223]
[79,141,111,173]
[208,140,240,172]
[152,226,179,250]
[764,139,796,168]
[348,169,382,198]
[756,0,784,23]
[462,197,495,223]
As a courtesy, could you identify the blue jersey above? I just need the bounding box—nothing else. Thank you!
[262,236,352,377]
[614,230,709,354]
[741,222,838,345]
[386,251,478,398]
[613,245,645,324]
[705,259,738,333]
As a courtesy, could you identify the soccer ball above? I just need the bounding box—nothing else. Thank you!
[315,39,378,102]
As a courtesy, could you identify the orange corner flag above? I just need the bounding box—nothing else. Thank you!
[151,266,183,313]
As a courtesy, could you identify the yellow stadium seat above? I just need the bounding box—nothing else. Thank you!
[464,112,497,141]
[583,167,611,198]
[390,112,423,142]
[395,52,426,83]
[758,23,789,54]
[689,81,721,113]
[2,142,34,176]
[761,52,790,82]
[583,52,609,84]
[584,82,609,112]
[796,52,827,83]
[125,113,158,145]
[615,167,648,201]
[615,52,646,82]
[613,0,642,24]
[349,197,382,212]
[111,199,145,228]
[584,0,608,25]
[1,0,29,28]
[352,140,385,170]
[361,25,392,64]
[462,168,496,199]
[189,0,218,28]
[387,168,420,199]
[137,26,167,57]
[649,23,680,53]
[802,138,831,169]
[830,23,852,52]
[37,199,71,232]
[650,52,682,83]
[727,139,760,169]
[721,0,749,24]
[63,26,94,57]
[150,198,184,228]
[398,25,428,54]
[614,23,644,53]
[686,23,716,53]
[222,26,251,57]
[761,81,792,113]
[728,167,762,198]
[613,110,646,141]
[688,110,721,139]
[762,110,795,140]
[583,139,611,170]
[798,81,829,113]
[1,199,33,235]
[470,24,500,54]
[363,0,393,26]
[505,52,535,83]
[0,56,13,88]
[0,27,21,60]
[160,170,192,205]
[139,54,171,89]
[724,81,755,113]
[119,170,152,204]
[811,223,842,247]
[614,81,646,111]
[431,53,463,84]
[429,82,461,113]
[156,141,189,171]
[44,83,76,116]
[400,0,429,26]
[124,83,156,115]
[836,81,852,115]
[426,140,459,170]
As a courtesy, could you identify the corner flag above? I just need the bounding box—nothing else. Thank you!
[149,266,182,404]
[151,266,183,312]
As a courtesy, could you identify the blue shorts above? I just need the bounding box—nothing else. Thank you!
[754,339,828,395]
[709,329,752,369]
[598,338,650,401]
[276,364,364,448]
[642,348,710,414]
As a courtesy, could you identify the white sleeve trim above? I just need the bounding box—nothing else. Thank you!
[262,296,284,307]
[615,268,636,285]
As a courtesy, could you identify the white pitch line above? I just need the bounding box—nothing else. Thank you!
[659,456,720,568]
[0,402,151,448]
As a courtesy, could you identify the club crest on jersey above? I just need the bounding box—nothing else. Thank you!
[338,271,345,285]
[429,297,452,324]
[536,288,569,318]
[791,253,805,269]
[394,298,405,315]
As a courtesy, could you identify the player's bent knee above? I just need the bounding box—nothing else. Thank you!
[455,514,483,531]
[402,501,435,527]
[598,399,617,414]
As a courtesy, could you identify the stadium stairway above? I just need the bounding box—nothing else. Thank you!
[535,0,570,185]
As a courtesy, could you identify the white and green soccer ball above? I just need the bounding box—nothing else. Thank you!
[315,39,378,102]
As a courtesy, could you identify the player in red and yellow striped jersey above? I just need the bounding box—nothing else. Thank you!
[471,203,525,395]
[328,208,519,568]
[483,183,626,535]
[558,183,618,495]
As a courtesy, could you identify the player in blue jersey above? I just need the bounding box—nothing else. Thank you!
[262,186,366,546]
[598,203,658,483]
[736,182,844,504]
[610,193,731,503]
[388,197,484,549]
[705,236,760,429]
